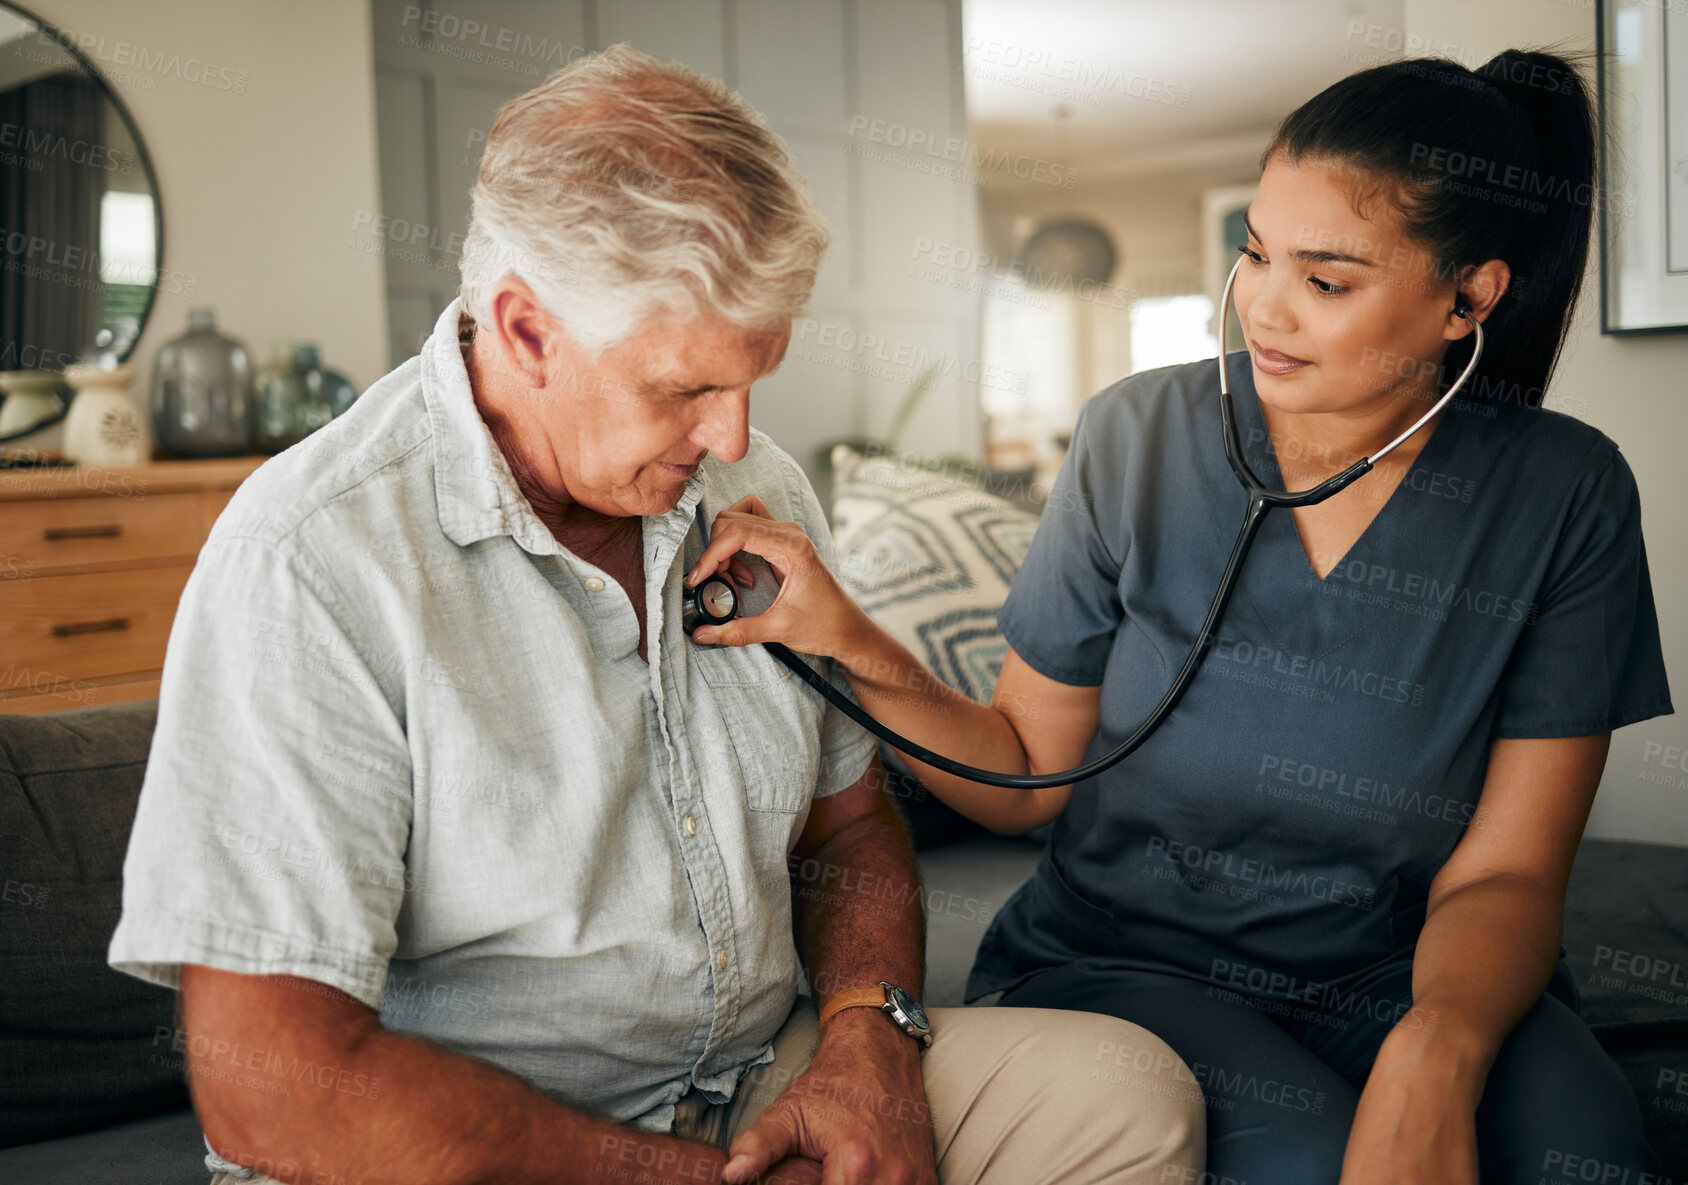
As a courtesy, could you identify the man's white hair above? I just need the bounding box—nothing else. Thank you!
[459,44,829,355]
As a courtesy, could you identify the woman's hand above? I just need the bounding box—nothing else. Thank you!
[1338,1013,1484,1185]
[684,495,867,661]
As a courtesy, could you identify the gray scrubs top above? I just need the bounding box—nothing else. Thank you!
[967,352,1673,1001]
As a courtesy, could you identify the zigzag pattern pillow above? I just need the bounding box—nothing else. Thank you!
[830,448,1040,705]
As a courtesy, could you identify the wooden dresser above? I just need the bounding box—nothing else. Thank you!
[0,457,265,715]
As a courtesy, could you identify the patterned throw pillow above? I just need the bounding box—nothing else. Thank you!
[829,447,1041,705]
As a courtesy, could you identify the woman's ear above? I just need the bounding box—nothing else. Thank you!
[1447,259,1511,338]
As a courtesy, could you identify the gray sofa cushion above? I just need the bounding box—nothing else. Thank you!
[0,699,189,1148]
[1562,838,1688,1175]
[0,1106,205,1182]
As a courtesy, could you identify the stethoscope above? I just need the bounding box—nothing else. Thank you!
[685,256,1486,789]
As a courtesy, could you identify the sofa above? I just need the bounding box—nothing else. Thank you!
[3,450,1683,1179]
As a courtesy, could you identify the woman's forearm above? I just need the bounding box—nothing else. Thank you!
[830,606,1062,834]
[1384,875,1564,1099]
[1340,875,1563,1184]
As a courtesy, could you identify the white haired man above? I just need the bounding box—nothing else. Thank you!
[109,46,1202,1185]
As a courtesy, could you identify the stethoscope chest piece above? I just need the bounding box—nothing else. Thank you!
[682,573,740,635]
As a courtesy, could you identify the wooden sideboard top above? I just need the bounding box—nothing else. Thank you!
[0,457,267,502]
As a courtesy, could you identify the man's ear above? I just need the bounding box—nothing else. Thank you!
[486,277,556,387]
[1446,259,1510,339]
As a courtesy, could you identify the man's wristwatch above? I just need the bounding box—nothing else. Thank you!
[817,981,933,1048]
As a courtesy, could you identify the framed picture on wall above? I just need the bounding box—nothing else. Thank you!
[1596,0,1688,334]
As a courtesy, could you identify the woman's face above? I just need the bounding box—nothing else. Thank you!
[1233,154,1467,421]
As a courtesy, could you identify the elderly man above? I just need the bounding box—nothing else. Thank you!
[109,45,1201,1185]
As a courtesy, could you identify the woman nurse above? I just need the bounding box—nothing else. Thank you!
[687,49,1672,1185]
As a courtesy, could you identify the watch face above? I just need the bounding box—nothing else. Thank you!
[887,984,929,1030]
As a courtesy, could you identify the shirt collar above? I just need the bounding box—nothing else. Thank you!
[421,297,705,554]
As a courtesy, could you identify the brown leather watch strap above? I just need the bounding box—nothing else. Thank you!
[816,985,886,1030]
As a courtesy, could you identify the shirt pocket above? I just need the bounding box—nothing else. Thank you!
[690,642,792,686]
[691,645,822,813]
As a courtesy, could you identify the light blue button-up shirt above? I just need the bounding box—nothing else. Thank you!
[109,299,877,1132]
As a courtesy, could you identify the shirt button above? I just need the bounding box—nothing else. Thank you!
[584,577,605,592]
[717,951,728,971]
[684,815,697,836]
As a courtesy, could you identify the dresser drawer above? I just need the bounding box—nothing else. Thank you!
[0,492,208,575]
[0,564,193,693]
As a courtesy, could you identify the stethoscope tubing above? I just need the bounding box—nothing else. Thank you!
[775,257,1484,790]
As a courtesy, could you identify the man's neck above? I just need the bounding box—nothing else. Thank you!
[466,329,633,543]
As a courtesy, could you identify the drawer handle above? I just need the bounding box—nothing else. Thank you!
[52,617,131,637]
[44,524,123,540]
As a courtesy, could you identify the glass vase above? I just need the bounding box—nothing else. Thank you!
[149,308,255,457]
[255,344,357,454]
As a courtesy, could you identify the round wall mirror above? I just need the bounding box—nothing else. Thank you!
[0,1,163,443]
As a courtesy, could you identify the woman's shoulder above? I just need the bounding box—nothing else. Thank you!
[1480,400,1634,508]
[1493,397,1618,460]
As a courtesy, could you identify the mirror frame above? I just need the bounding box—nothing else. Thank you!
[0,0,166,445]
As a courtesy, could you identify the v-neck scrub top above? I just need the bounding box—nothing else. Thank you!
[967,352,1673,1003]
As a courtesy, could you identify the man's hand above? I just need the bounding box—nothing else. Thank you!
[723,1009,937,1185]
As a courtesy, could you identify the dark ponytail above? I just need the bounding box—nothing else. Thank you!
[1263,49,1597,410]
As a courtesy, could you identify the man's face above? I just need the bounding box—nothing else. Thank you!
[498,298,790,518]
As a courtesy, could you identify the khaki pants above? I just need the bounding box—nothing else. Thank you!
[211,1000,1204,1185]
